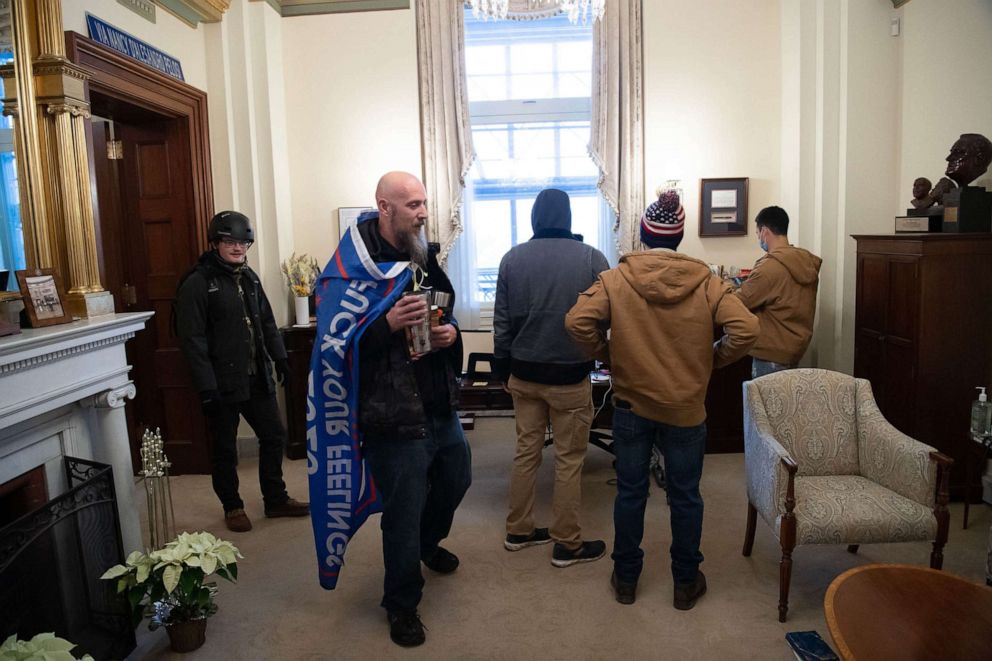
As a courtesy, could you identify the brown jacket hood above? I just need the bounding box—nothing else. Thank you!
[565,250,758,427]
[618,250,712,304]
[736,245,822,365]
[762,246,822,286]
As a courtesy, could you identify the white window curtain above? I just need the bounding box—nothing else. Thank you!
[415,0,476,268]
[589,0,644,255]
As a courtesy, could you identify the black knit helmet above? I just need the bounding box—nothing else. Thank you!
[208,211,254,245]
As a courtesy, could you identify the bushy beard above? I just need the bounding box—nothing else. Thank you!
[399,226,429,268]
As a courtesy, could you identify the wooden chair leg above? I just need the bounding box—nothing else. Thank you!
[778,541,795,623]
[742,501,757,557]
[930,451,952,570]
[847,544,859,554]
[778,456,798,622]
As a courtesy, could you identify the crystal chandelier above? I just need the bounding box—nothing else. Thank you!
[467,0,607,24]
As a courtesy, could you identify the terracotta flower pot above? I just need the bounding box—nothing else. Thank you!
[166,617,207,653]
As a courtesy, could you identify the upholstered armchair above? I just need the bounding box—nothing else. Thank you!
[741,369,952,622]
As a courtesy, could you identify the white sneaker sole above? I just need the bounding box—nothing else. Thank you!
[551,549,606,568]
[504,537,553,552]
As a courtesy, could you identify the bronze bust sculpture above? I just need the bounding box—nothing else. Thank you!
[945,133,992,188]
[910,177,932,209]
[912,177,955,210]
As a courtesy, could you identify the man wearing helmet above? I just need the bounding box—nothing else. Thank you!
[175,210,309,532]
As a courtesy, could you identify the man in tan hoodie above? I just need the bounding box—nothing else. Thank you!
[736,206,822,378]
[565,194,758,610]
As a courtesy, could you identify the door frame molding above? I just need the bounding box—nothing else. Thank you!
[65,31,214,255]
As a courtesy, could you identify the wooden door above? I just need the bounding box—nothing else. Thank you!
[854,253,918,435]
[92,115,211,475]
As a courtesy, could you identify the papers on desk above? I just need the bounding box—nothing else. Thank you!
[472,381,489,387]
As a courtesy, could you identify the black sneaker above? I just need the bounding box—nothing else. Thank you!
[387,610,426,647]
[422,546,459,574]
[673,571,707,610]
[551,540,606,568]
[610,571,637,605]
[504,527,552,551]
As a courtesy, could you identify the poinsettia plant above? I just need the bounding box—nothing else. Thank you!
[101,531,242,629]
[0,633,94,661]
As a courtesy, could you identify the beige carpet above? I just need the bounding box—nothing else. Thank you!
[132,417,989,660]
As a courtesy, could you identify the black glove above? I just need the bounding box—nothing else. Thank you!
[200,390,224,418]
[274,359,290,385]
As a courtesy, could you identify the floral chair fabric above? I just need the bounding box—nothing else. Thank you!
[742,368,951,621]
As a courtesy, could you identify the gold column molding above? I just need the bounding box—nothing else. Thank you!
[36,0,64,58]
[27,0,112,316]
[33,58,89,108]
[160,0,232,26]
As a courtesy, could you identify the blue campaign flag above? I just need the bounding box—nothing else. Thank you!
[306,212,410,589]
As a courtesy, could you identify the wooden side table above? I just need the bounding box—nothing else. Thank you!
[824,564,992,661]
[963,434,991,529]
[281,324,314,460]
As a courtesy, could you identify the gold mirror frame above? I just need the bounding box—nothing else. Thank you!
[0,0,44,302]
[1,1,113,317]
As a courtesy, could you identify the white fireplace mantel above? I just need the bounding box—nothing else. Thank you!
[0,312,153,552]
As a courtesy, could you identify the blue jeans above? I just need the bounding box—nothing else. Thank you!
[611,405,706,585]
[751,358,794,379]
[362,412,472,613]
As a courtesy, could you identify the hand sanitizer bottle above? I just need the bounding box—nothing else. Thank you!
[971,387,991,440]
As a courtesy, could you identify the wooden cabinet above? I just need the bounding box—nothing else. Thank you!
[281,325,314,460]
[853,235,992,498]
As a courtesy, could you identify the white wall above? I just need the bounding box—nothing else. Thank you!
[63,0,992,374]
[61,0,210,91]
[282,8,422,265]
[899,0,992,199]
[642,0,782,274]
[835,0,903,373]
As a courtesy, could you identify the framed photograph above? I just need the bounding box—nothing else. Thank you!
[699,178,749,237]
[338,207,375,238]
[15,268,74,327]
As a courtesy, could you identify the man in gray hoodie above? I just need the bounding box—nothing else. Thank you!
[494,188,610,568]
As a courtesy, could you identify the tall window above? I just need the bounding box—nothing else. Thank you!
[0,49,24,290]
[454,10,612,320]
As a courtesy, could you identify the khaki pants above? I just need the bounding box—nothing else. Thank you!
[506,375,593,550]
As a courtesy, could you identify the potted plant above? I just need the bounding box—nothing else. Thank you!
[280,252,321,326]
[0,633,94,661]
[101,531,243,653]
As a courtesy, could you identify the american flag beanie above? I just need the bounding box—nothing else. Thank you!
[640,190,685,249]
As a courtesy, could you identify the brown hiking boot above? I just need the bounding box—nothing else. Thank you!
[224,508,252,533]
[264,497,310,518]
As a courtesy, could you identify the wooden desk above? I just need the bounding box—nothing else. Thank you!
[459,356,751,455]
[283,323,751,458]
[824,564,992,661]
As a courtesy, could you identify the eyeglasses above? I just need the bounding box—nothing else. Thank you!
[219,238,252,248]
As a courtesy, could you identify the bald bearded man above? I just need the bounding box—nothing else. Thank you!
[349,172,471,647]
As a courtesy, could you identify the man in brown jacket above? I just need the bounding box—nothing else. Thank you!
[565,203,758,610]
[736,206,822,378]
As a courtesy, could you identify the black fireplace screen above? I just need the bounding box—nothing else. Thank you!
[0,457,136,660]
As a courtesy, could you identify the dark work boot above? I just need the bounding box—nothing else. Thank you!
[673,571,707,610]
[387,610,426,647]
[423,546,459,574]
[224,508,252,533]
[264,497,309,518]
